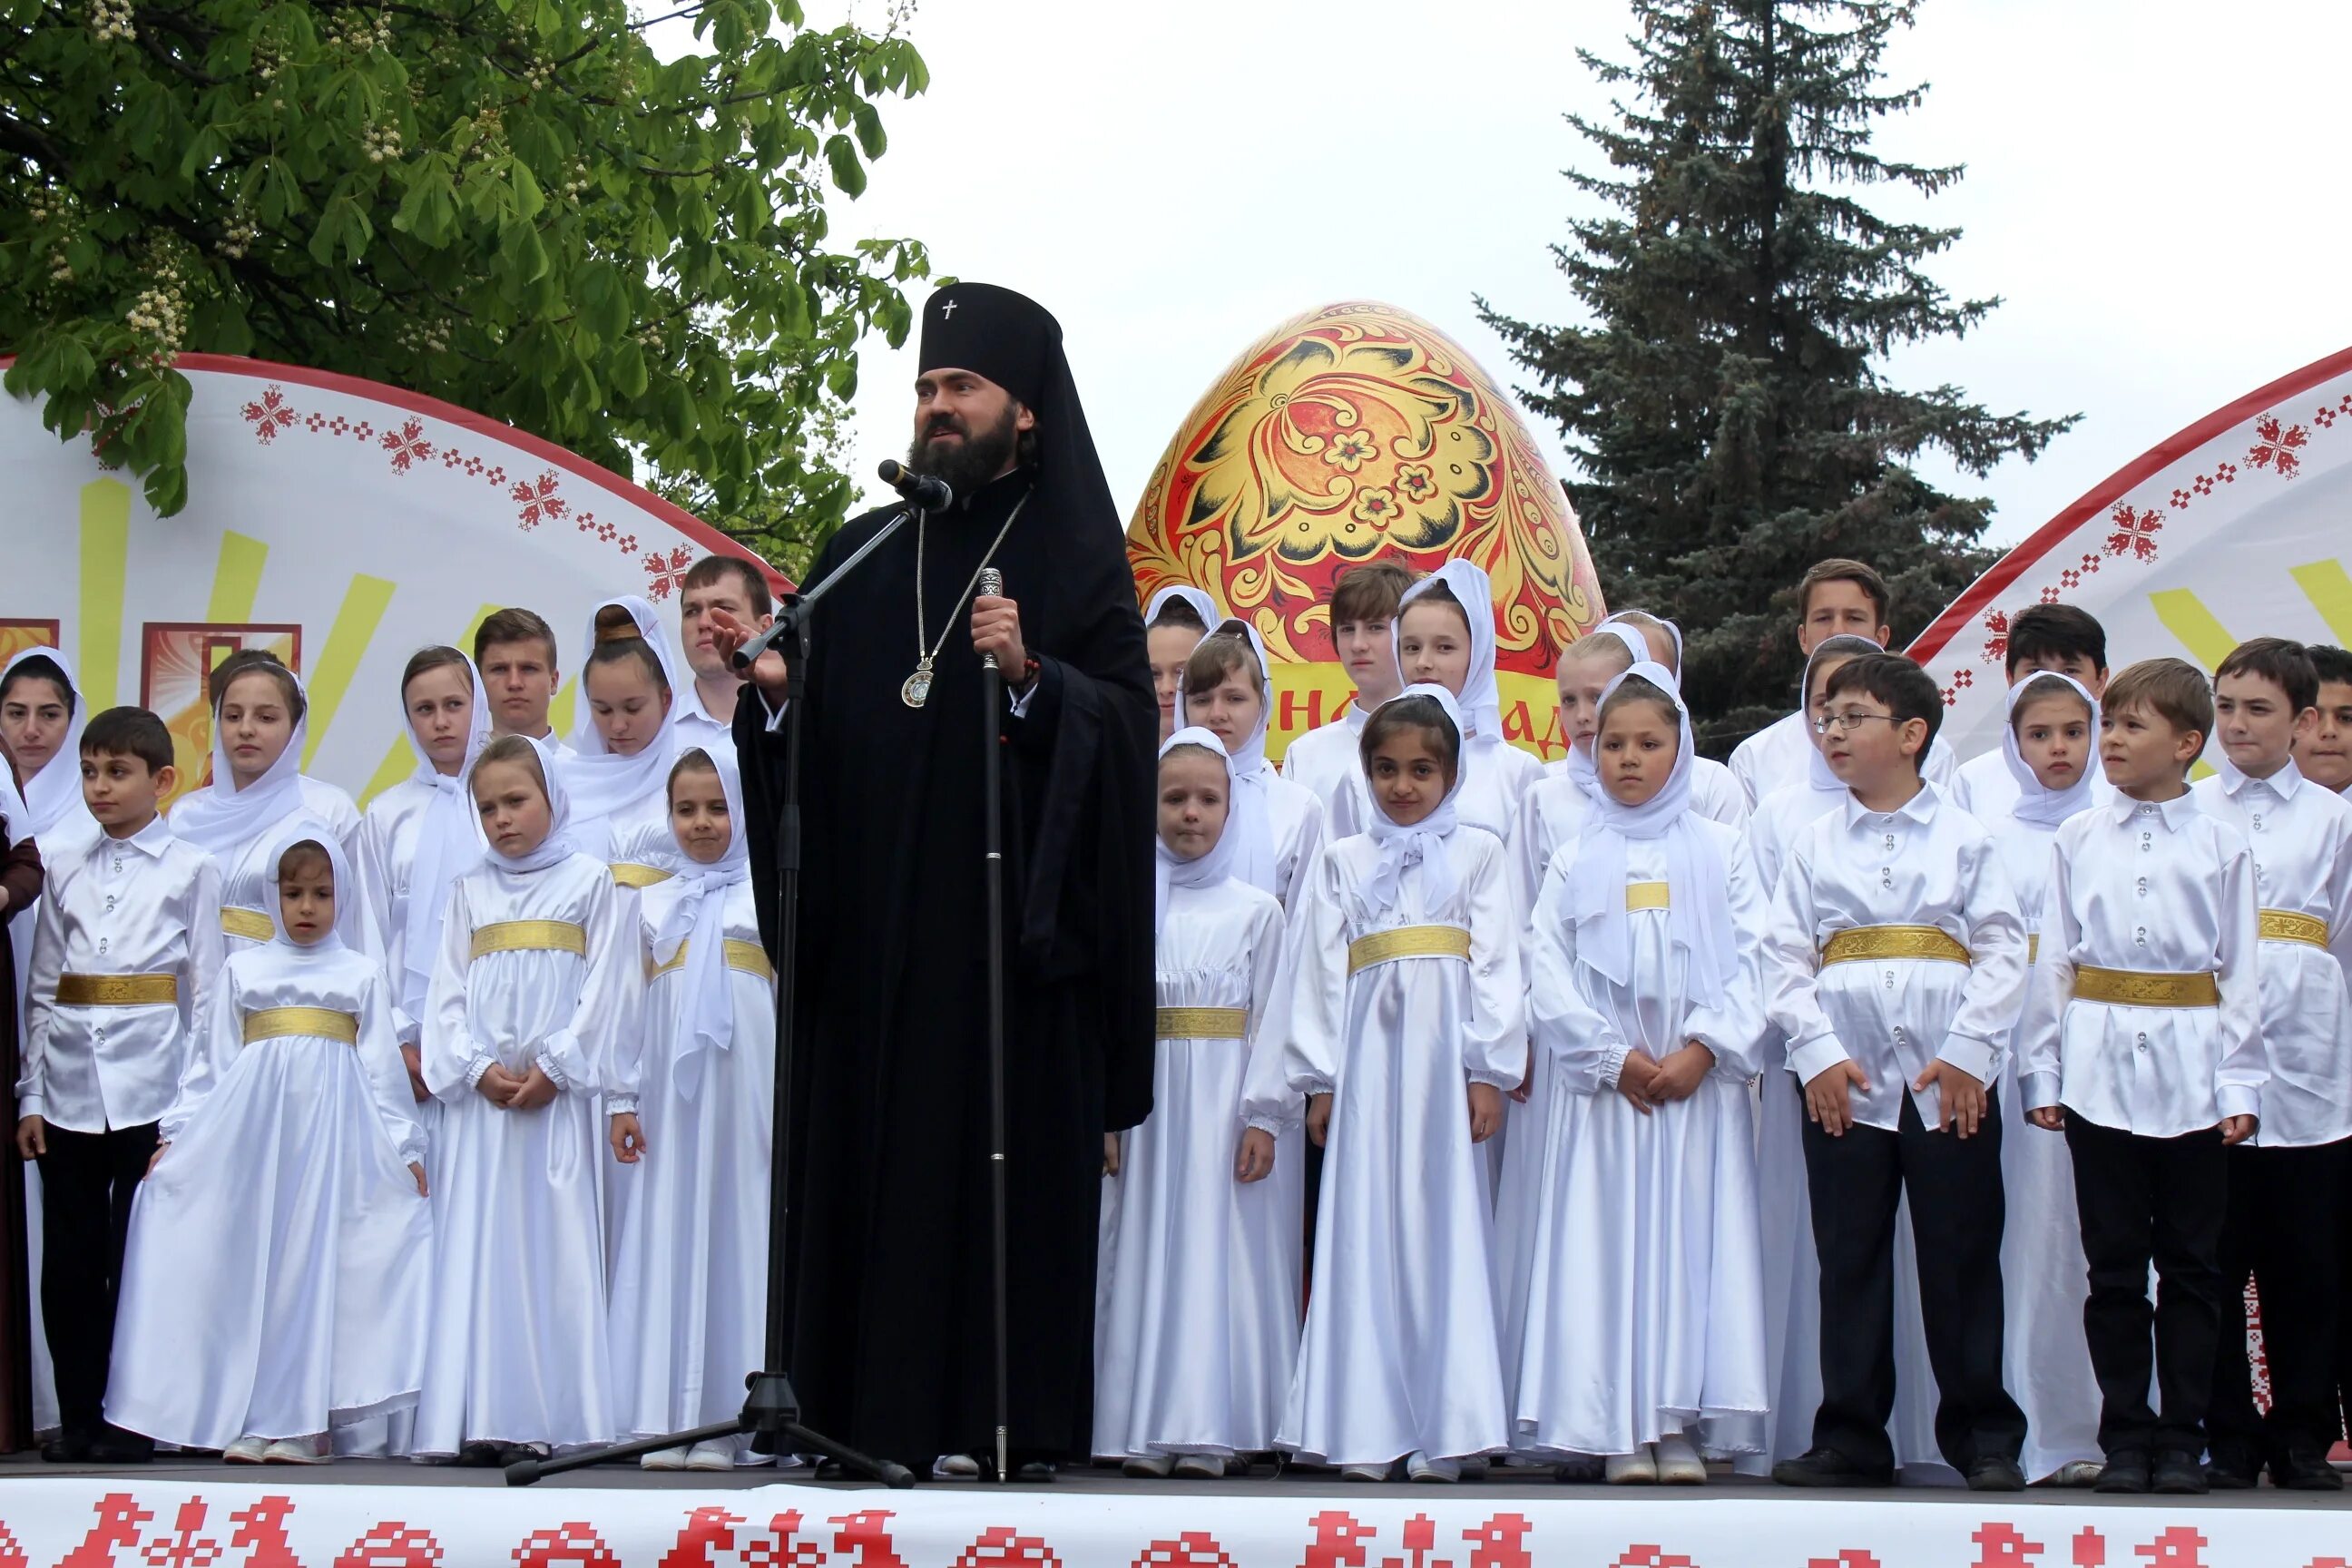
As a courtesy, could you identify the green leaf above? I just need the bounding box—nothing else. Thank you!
[850,101,886,160]
[497,218,550,287]
[390,156,459,246]
[609,338,648,398]
[823,133,865,197]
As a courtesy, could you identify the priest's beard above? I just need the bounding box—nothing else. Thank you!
[908,401,1021,501]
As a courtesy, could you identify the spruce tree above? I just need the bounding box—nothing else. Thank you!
[1480,0,2076,754]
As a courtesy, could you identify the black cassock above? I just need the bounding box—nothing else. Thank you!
[732,465,1155,1467]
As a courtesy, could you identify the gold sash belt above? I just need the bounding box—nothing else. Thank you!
[1347,924,1472,976]
[2259,908,2329,948]
[651,938,776,982]
[1820,925,1972,968]
[2027,934,2040,965]
[220,907,274,943]
[1624,880,1670,911]
[55,973,177,1006]
[2072,965,2220,1009]
[468,919,587,961]
[242,1006,359,1045]
[1154,1006,1248,1039]
[610,862,674,890]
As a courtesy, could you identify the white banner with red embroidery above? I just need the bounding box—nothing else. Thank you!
[1911,346,2352,761]
[0,1480,2341,1568]
[0,354,776,811]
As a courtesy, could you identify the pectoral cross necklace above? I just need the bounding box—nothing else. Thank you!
[903,492,1030,709]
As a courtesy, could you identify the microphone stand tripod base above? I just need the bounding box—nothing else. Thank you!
[503,1370,916,1488]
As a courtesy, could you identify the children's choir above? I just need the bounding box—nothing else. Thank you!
[8,549,2352,1496]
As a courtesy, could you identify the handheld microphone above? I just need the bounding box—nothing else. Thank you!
[977,568,1004,671]
[877,458,953,513]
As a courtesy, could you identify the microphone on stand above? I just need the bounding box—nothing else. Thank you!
[877,459,954,513]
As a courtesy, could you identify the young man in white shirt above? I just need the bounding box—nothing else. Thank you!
[674,555,772,760]
[1729,559,1955,807]
[1951,603,2112,823]
[1760,652,2030,1493]
[2190,638,2352,1490]
[473,608,571,756]
[1280,561,1414,822]
[2017,658,2263,1496]
[14,707,224,1464]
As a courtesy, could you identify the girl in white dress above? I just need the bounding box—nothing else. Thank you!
[106,827,431,1462]
[1246,686,1524,1481]
[1328,559,1544,845]
[1181,620,1326,908]
[414,735,642,1465]
[1513,664,1769,1482]
[1987,672,2107,1485]
[1095,728,1293,1478]
[1144,585,1220,745]
[608,749,775,1472]
[357,647,490,1106]
[564,596,687,883]
[169,651,362,959]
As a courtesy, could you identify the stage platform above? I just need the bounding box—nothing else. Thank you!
[0,1457,2345,1567]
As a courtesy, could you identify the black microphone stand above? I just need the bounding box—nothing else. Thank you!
[508,510,920,1491]
[975,566,1011,1485]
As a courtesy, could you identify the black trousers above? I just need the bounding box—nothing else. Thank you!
[35,1122,157,1436]
[2063,1117,2228,1458]
[2209,1139,2345,1462]
[1802,1089,2026,1473]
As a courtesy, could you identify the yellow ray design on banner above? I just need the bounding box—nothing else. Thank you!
[2148,589,2239,672]
[77,479,130,710]
[301,573,396,769]
[2289,561,2352,646]
[206,532,269,623]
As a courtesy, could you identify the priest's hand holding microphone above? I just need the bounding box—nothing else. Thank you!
[708,583,1034,697]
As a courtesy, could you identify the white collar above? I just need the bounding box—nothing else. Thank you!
[96,813,175,860]
[2107,790,2200,831]
[2220,756,2302,800]
[1841,779,1938,829]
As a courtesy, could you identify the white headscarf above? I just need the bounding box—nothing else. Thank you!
[476,736,578,874]
[1601,610,1684,676]
[1571,662,1736,1000]
[1796,633,1886,792]
[1144,583,1223,633]
[1562,623,1652,800]
[563,595,686,849]
[1155,726,1242,934]
[1359,684,1468,918]
[1178,620,1282,897]
[258,820,365,953]
[1,647,88,838]
[649,749,754,1100]
[1397,560,1503,750]
[397,653,492,1023]
[2003,671,2102,828]
[169,660,313,859]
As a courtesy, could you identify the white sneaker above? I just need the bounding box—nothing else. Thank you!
[1340,1460,1392,1482]
[224,1435,270,1465]
[1406,1450,1461,1483]
[1121,1452,1175,1478]
[933,1453,981,1480]
[1653,1434,1707,1485]
[1171,1454,1226,1479]
[1604,1446,1659,1484]
[686,1438,740,1472]
[262,1436,329,1465]
[641,1446,689,1471]
[2052,1459,2105,1487]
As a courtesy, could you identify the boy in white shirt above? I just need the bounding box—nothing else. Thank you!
[1951,603,2111,824]
[13,707,223,1463]
[1281,561,1415,821]
[473,608,571,755]
[1760,653,2029,1492]
[2190,638,2352,1490]
[2017,658,2262,1496]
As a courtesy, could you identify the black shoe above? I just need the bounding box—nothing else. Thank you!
[84,1431,153,1465]
[1770,1447,1895,1488]
[2151,1451,2207,1494]
[2203,1440,2260,1490]
[40,1432,93,1465]
[1965,1455,2026,1492]
[2269,1444,2344,1492]
[2093,1452,2151,1494]
[456,1441,504,1468]
[1013,1460,1057,1483]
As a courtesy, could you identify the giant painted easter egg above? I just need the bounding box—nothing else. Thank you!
[1127,300,1606,762]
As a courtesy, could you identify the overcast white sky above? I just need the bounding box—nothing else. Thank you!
[669,0,2352,552]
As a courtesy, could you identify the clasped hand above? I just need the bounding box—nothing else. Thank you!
[475,1061,558,1111]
